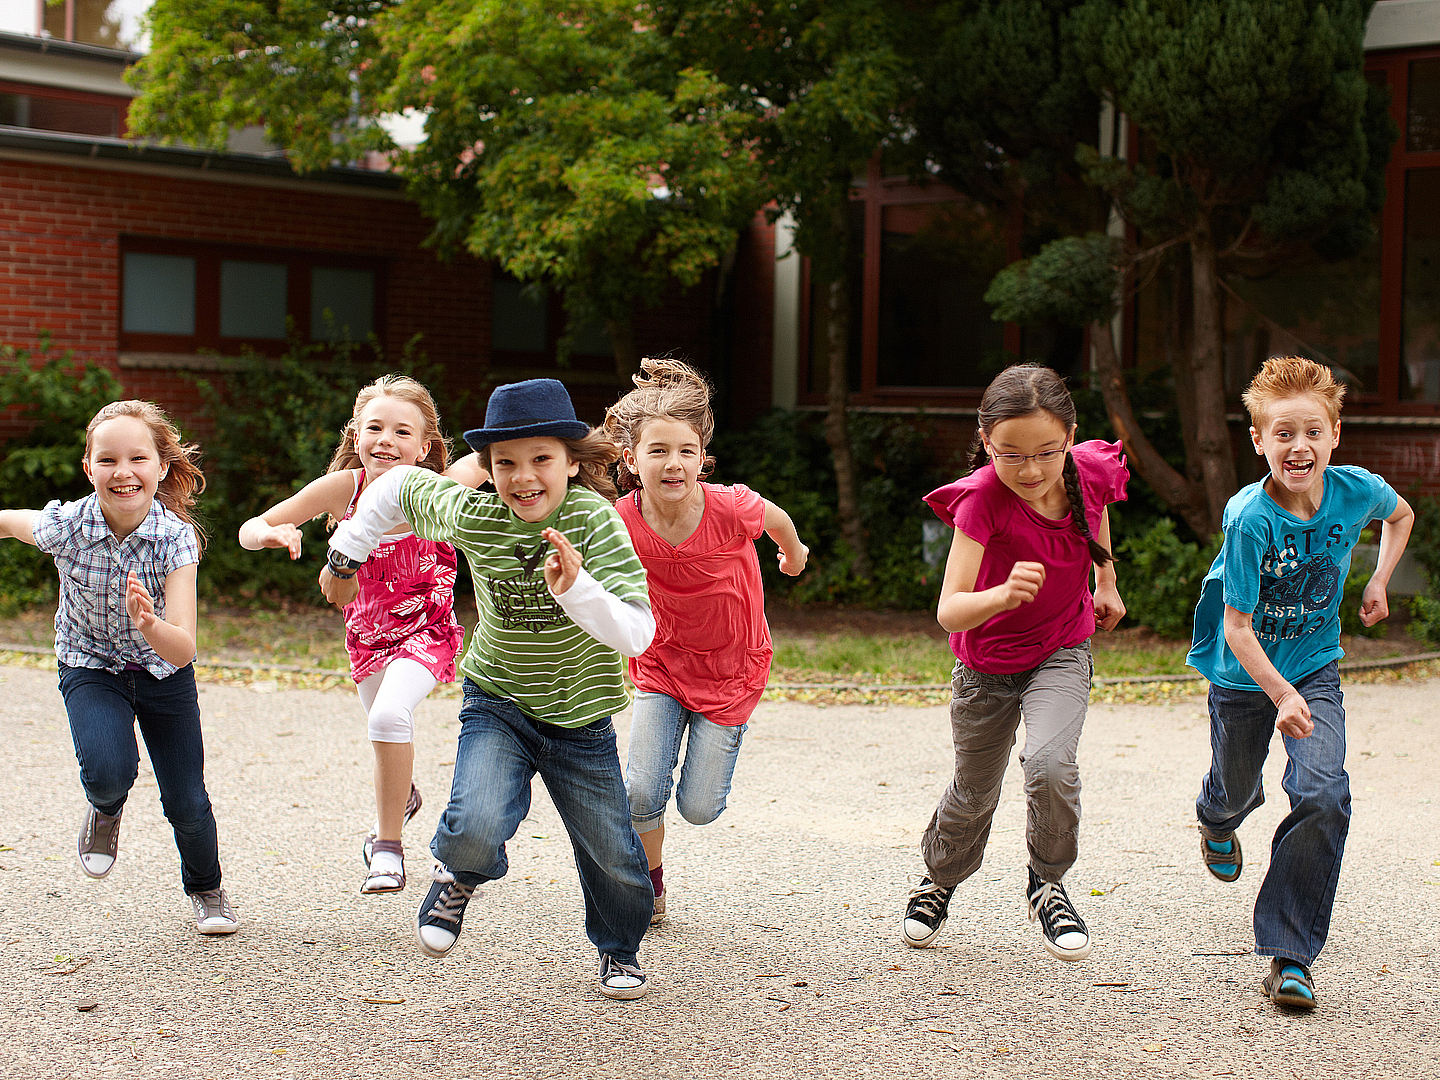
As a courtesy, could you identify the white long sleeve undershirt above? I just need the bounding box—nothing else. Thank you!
[328,465,654,657]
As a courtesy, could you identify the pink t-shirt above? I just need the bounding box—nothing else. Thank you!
[924,440,1128,674]
[340,470,465,684]
[617,483,771,726]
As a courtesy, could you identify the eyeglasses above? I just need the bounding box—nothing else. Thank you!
[989,448,1068,467]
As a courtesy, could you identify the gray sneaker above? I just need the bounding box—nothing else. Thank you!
[78,805,122,879]
[190,888,240,934]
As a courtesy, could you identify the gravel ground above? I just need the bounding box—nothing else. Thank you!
[2,664,1437,1080]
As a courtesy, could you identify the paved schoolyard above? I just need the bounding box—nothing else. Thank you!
[1,664,1437,1080]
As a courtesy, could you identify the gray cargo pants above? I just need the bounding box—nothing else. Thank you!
[920,643,1092,886]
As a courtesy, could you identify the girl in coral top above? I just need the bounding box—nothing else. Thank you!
[603,359,808,925]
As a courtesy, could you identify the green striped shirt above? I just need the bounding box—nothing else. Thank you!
[399,471,648,728]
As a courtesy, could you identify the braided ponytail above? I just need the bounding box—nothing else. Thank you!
[1061,451,1114,566]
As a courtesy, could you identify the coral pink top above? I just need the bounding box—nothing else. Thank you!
[340,470,464,684]
[617,483,771,726]
[924,440,1128,674]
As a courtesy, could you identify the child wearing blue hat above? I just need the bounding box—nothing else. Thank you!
[324,378,657,1000]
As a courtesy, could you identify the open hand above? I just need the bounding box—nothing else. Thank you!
[542,527,583,595]
[124,570,158,632]
[259,522,305,560]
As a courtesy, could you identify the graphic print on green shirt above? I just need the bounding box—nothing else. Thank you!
[398,471,649,728]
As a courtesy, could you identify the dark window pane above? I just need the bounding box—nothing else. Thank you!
[311,267,374,342]
[491,274,548,352]
[1403,168,1440,403]
[1223,219,1382,398]
[0,92,119,137]
[876,201,1006,388]
[123,253,195,335]
[220,260,287,340]
[1408,58,1440,153]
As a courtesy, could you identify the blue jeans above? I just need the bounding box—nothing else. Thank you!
[58,663,221,894]
[1196,661,1350,967]
[626,691,747,834]
[434,681,653,965]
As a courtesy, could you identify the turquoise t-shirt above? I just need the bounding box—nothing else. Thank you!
[1188,465,1398,690]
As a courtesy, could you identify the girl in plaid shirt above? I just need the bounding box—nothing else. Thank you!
[0,400,239,934]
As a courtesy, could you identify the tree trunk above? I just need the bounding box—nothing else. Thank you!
[1089,318,1211,539]
[606,316,640,380]
[1188,215,1239,536]
[823,276,870,581]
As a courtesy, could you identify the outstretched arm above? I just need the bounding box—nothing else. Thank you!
[1359,496,1414,627]
[0,509,39,547]
[762,499,808,576]
[445,453,490,488]
[238,470,355,558]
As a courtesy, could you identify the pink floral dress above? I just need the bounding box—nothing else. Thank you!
[340,470,464,684]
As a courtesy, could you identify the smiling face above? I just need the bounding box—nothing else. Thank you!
[982,410,1074,516]
[487,436,580,522]
[356,395,431,481]
[623,417,705,506]
[84,414,166,533]
[1251,392,1340,511]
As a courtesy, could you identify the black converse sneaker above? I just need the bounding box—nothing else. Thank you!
[902,876,955,948]
[1026,868,1091,961]
[415,865,475,958]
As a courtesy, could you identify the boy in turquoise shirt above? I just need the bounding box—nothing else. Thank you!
[1188,355,1413,1010]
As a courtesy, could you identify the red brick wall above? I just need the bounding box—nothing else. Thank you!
[0,157,486,437]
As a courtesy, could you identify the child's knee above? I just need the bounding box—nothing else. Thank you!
[367,704,415,743]
[675,791,726,826]
[80,761,138,810]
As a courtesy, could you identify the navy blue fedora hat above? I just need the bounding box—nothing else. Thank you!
[463,378,591,451]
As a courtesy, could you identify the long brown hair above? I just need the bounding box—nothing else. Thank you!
[968,363,1112,566]
[85,400,207,549]
[327,375,451,476]
[602,357,717,493]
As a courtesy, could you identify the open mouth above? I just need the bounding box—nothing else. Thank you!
[1282,460,1314,479]
[110,484,142,496]
[512,488,546,507]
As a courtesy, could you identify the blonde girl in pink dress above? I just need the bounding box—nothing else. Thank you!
[239,376,487,894]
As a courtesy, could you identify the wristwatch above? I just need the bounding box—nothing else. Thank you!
[326,548,365,579]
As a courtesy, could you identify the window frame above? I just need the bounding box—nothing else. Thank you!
[1368,45,1440,414]
[0,79,128,137]
[118,237,386,358]
[795,154,1022,409]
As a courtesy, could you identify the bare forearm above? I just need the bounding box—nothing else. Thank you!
[140,619,197,668]
[937,586,1012,634]
[1223,621,1294,705]
[1370,501,1414,588]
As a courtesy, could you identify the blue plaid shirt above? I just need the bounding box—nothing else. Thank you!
[32,495,201,678]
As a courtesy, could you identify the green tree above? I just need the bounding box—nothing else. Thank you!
[128,0,765,376]
[657,0,916,580]
[989,0,1393,537]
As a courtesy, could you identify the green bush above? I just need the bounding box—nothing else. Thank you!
[0,336,124,612]
[190,335,455,603]
[710,409,948,609]
[1407,495,1440,645]
[1114,518,1222,639]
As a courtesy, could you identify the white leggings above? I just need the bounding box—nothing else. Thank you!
[356,658,438,744]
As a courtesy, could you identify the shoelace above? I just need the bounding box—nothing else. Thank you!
[1029,882,1082,933]
[907,881,952,919]
[425,881,475,925]
[195,890,232,920]
[601,956,644,983]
